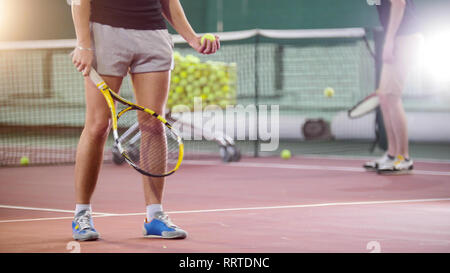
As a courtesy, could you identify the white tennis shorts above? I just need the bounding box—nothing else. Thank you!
[90,22,174,77]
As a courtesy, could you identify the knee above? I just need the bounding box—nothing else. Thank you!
[84,118,111,140]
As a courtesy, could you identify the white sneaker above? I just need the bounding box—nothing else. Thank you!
[363,153,394,170]
[394,155,414,171]
[378,155,413,175]
[377,157,397,172]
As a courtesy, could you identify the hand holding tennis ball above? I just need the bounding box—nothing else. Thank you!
[193,33,220,55]
[201,33,216,45]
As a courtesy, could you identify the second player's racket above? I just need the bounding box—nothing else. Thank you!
[89,68,183,177]
[348,92,380,119]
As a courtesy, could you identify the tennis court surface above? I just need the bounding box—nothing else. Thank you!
[1,27,450,253]
[1,155,449,253]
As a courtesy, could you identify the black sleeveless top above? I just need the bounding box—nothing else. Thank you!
[90,0,166,30]
[376,0,420,36]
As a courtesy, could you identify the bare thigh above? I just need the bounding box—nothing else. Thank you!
[130,71,170,112]
[379,33,423,96]
[83,75,124,134]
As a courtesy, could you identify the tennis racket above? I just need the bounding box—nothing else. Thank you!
[89,68,183,177]
[347,92,380,119]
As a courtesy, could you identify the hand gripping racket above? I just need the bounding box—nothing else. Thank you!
[347,92,380,119]
[89,68,184,177]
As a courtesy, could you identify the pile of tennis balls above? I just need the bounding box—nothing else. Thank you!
[168,51,237,111]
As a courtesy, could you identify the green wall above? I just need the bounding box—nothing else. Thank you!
[206,0,380,32]
[1,0,449,41]
[0,0,379,41]
[170,0,381,33]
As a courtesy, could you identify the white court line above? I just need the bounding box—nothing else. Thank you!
[285,154,450,165]
[98,198,450,217]
[182,160,450,176]
[0,205,113,216]
[0,216,74,223]
[0,214,116,224]
[413,170,450,176]
[1,198,449,224]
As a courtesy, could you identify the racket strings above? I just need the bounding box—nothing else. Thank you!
[348,94,380,118]
[118,109,181,176]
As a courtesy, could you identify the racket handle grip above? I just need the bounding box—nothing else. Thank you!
[89,68,105,87]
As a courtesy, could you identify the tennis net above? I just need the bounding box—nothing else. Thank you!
[1,28,448,166]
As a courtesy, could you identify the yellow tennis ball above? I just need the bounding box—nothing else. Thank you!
[201,33,216,45]
[185,84,194,94]
[324,87,335,98]
[171,75,180,84]
[185,54,200,64]
[202,86,211,94]
[180,70,188,78]
[175,86,184,94]
[20,156,29,166]
[280,149,291,159]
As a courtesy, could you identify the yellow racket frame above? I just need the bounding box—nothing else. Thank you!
[89,68,184,177]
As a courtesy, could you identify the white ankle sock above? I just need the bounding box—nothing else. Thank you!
[75,204,91,216]
[146,204,163,220]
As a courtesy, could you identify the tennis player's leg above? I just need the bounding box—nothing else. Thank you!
[74,22,131,205]
[131,71,169,206]
[378,71,410,172]
[132,71,187,239]
[128,28,186,238]
[378,64,401,154]
[388,34,423,170]
[72,75,123,240]
[378,33,422,172]
[75,76,123,203]
[363,64,398,170]
[364,62,401,170]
